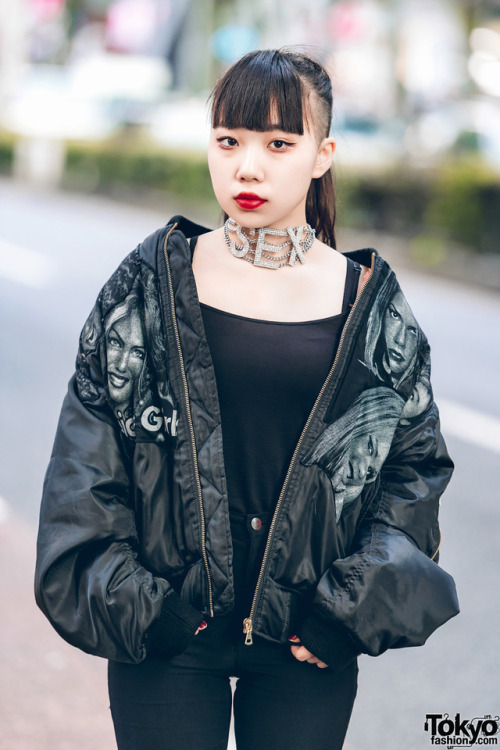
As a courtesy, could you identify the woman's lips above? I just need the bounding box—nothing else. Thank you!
[388,347,404,363]
[235,193,267,210]
[109,371,128,389]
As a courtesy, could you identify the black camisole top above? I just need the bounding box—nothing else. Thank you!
[190,236,361,516]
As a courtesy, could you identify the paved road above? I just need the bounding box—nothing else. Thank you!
[1,178,499,750]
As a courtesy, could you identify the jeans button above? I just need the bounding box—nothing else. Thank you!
[251,517,262,531]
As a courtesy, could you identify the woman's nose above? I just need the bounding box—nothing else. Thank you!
[116,350,129,372]
[354,456,369,481]
[236,148,264,182]
[394,321,406,347]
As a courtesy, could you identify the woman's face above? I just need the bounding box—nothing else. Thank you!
[343,431,385,504]
[334,423,394,505]
[207,121,335,230]
[383,291,418,378]
[106,312,145,405]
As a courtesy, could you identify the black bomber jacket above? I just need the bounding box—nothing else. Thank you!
[35,216,459,668]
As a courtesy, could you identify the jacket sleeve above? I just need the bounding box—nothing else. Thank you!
[35,297,203,664]
[299,398,459,667]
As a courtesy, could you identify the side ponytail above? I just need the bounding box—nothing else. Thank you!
[307,168,336,249]
[291,51,337,249]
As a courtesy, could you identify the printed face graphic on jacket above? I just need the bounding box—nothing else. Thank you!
[75,254,178,443]
[344,430,384,498]
[106,308,145,407]
[303,387,405,520]
[382,291,419,381]
[362,276,423,394]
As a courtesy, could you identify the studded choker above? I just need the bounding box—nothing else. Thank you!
[223,218,315,270]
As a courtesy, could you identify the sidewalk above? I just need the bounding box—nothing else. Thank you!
[0,504,115,750]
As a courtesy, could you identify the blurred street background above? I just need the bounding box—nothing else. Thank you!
[1,1,500,749]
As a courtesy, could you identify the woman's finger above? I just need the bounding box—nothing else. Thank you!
[307,656,329,668]
[195,621,208,636]
[290,644,329,668]
[290,645,310,661]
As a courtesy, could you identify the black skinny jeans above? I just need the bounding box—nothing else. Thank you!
[108,513,358,750]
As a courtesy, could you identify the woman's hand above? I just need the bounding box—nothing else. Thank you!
[288,636,329,668]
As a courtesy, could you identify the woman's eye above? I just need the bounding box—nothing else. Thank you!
[108,335,121,349]
[270,140,293,150]
[217,137,238,148]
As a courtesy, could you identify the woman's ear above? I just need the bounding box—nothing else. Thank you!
[312,137,336,179]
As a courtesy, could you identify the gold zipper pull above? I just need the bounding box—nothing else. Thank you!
[243,617,253,645]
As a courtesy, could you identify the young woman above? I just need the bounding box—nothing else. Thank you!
[35,49,459,750]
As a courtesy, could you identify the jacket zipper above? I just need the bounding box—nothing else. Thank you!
[431,531,441,561]
[163,225,214,618]
[243,253,376,645]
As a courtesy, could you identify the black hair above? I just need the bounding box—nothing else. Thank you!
[209,48,337,248]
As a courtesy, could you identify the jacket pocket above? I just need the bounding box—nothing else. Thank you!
[261,578,304,642]
[179,560,205,611]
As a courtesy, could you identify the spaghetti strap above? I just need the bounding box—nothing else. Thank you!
[341,258,361,314]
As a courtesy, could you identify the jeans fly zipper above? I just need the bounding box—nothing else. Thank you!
[242,253,376,645]
[163,225,214,618]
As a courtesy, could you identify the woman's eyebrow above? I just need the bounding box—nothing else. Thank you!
[108,325,124,345]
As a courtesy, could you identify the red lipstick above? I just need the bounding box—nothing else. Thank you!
[235,192,267,210]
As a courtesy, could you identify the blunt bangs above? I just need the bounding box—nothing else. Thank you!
[210,50,310,135]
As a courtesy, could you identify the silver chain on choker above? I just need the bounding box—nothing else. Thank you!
[223,218,315,269]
